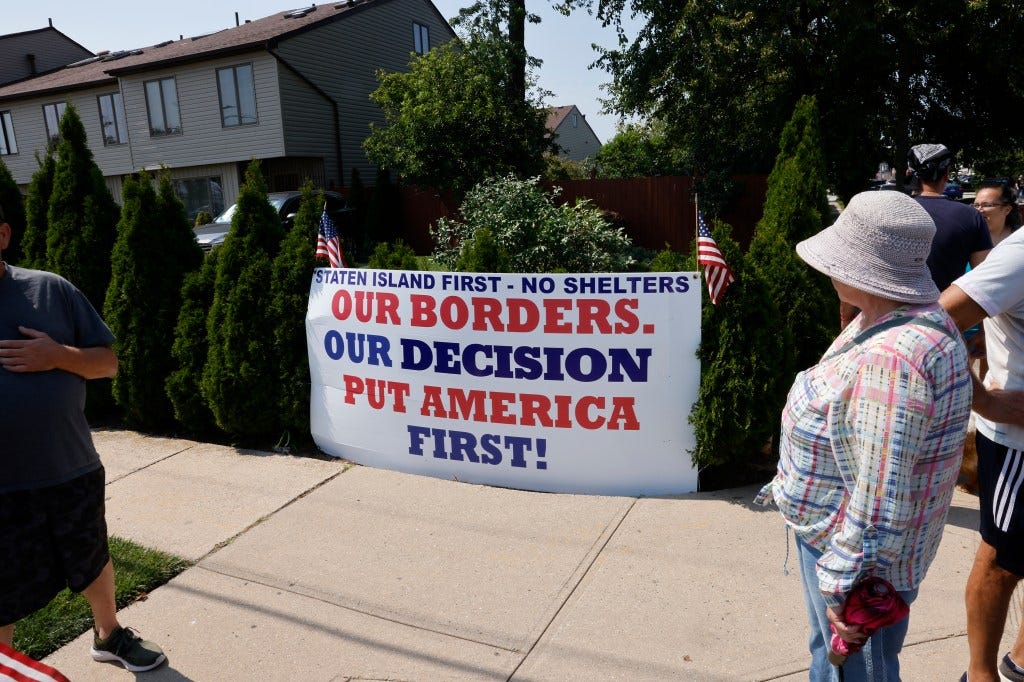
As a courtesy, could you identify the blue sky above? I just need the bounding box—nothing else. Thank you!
[6,1,641,143]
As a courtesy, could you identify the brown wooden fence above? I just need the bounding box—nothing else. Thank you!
[394,175,769,255]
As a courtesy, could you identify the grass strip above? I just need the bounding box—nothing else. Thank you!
[14,536,191,660]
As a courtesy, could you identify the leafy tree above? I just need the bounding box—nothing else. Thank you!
[595,1,1024,203]
[365,37,549,196]
[747,96,836,377]
[269,181,319,440]
[20,152,56,270]
[0,159,26,265]
[687,222,790,469]
[452,0,590,104]
[432,174,633,273]
[105,172,202,429]
[542,154,593,180]
[594,120,687,178]
[201,160,284,439]
[46,104,119,310]
[167,250,220,437]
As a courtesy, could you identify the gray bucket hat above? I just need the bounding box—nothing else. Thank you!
[796,190,939,304]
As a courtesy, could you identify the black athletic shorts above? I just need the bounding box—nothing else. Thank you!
[975,431,1024,577]
[0,466,109,625]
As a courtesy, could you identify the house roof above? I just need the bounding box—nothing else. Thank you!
[0,0,416,103]
[0,26,94,87]
[545,105,576,132]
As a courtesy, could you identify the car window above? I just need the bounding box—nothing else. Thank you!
[326,195,348,212]
[213,203,237,223]
[281,198,302,219]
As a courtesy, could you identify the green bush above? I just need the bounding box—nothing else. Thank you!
[20,152,55,270]
[201,160,283,439]
[648,243,688,272]
[270,182,318,441]
[431,175,634,273]
[747,95,837,376]
[688,222,790,469]
[367,239,420,270]
[166,250,220,436]
[45,104,119,311]
[106,172,202,430]
[194,210,213,227]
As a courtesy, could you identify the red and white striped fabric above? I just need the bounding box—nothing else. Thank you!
[0,643,70,682]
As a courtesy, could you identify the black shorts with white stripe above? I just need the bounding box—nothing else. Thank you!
[976,431,1024,577]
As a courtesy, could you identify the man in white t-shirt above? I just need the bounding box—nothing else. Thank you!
[941,228,1024,682]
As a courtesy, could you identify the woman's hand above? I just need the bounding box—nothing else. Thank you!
[827,605,867,645]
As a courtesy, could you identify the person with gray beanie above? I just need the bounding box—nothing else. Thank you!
[757,190,973,681]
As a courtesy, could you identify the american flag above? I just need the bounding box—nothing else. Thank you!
[696,210,735,305]
[0,642,70,682]
[315,208,346,268]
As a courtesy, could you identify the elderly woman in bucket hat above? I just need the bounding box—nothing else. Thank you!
[756,190,973,681]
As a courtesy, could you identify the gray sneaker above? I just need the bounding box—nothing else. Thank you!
[1001,654,1024,682]
[91,626,166,672]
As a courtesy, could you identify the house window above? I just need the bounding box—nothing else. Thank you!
[172,176,224,223]
[0,111,16,155]
[144,77,182,136]
[97,93,128,145]
[216,64,258,127]
[43,102,66,143]
[413,22,429,54]
[571,113,578,128]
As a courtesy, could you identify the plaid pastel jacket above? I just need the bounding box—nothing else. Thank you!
[756,303,972,607]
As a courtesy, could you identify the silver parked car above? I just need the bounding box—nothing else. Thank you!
[194,190,353,251]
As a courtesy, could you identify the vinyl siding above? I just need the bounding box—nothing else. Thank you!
[274,0,456,184]
[117,52,286,171]
[552,107,602,162]
[275,65,338,184]
[0,88,134,185]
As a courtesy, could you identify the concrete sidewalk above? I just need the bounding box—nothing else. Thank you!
[42,430,1012,681]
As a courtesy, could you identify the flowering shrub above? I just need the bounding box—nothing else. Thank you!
[431,175,634,273]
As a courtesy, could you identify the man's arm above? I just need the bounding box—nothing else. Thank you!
[0,326,117,379]
[939,284,989,331]
[969,249,992,270]
[940,285,1024,426]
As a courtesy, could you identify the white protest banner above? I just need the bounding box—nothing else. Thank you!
[306,270,701,496]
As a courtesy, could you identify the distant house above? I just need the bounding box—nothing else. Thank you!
[545,104,601,162]
[0,24,93,87]
[0,0,456,220]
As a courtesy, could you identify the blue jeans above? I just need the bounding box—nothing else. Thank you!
[796,537,918,682]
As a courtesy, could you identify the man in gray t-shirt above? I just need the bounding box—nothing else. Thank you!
[0,206,166,672]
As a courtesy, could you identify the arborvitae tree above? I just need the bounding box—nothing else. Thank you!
[46,104,119,310]
[747,95,836,377]
[167,249,220,437]
[0,159,26,265]
[687,222,791,471]
[201,160,284,439]
[21,152,56,270]
[367,239,422,270]
[269,182,319,442]
[105,172,203,430]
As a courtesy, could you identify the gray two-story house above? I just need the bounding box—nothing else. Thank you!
[546,105,602,162]
[0,0,455,220]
